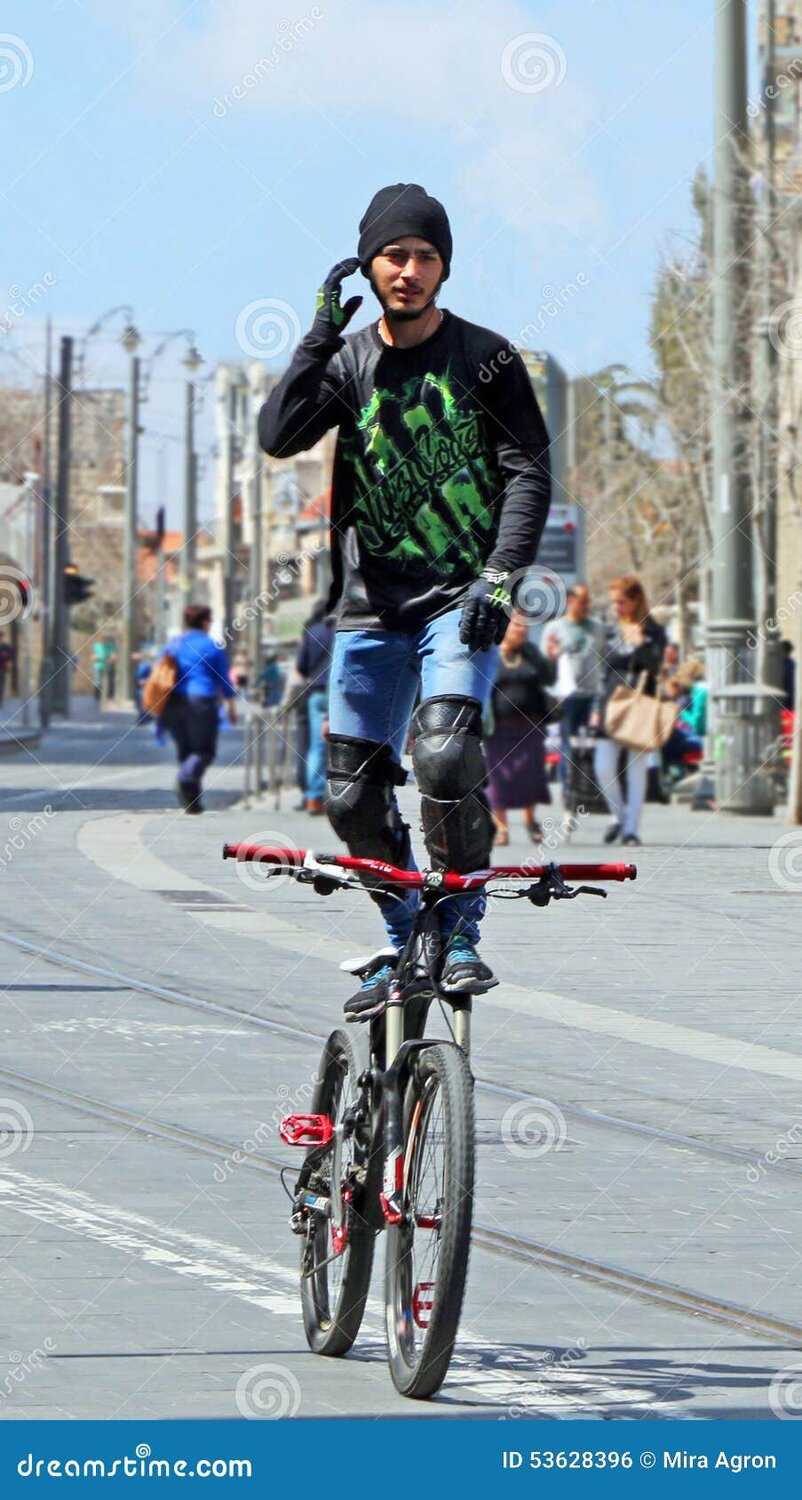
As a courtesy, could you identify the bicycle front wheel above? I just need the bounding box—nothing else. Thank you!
[384,1042,474,1398]
[300,1027,377,1357]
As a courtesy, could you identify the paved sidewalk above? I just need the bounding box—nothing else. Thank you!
[0,715,801,1418]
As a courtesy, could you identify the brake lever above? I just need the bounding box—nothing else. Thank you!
[525,870,608,906]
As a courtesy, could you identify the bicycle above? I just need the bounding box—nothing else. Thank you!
[222,841,636,1399]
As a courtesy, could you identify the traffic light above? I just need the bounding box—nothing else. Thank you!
[63,564,94,607]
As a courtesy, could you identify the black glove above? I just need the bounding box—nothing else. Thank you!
[459,569,513,652]
[307,258,363,349]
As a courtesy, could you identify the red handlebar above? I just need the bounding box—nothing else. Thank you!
[222,843,636,891]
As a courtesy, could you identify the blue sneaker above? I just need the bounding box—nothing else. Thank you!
[343,961,397,1019]
[439,934,498,996]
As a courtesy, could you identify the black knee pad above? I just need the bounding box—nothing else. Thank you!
[411,696,494,872]
[325,735,411,868]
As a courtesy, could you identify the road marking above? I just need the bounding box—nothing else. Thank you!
[0,1168,650,1414]
[78,814,802,1083]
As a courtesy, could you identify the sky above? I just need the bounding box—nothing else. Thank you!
[1,0,755,527]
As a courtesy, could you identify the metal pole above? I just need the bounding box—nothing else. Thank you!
[120,353,140,703]
[223,380,237,637]
[21,473,35,728]
[250,458,264,792]
[182,376,197,606]
[699,0,754,801]
[755,0,780,690]
[38,316,53,730]
[50,335,73,717]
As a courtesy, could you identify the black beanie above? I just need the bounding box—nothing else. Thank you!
[357,183,452,280]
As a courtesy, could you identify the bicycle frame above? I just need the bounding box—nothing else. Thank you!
[223,841,636,1226]
[223,841,637,1391]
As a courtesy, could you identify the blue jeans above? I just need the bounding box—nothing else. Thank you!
[559,693,593,792]
[306,688,328,801]
[327,608,498,950]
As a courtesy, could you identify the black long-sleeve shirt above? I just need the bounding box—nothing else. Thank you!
[259,311,551,632]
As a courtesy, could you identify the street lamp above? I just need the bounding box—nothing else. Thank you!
[120,321,142,703]
[182,343,204,607]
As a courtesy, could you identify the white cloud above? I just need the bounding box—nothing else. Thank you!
[95,0,609,251]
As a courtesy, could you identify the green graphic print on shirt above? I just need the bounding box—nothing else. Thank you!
[344,370,500,573]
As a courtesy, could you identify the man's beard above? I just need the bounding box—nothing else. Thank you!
[370,274,443,323]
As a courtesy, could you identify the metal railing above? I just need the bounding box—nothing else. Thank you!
[241,690,306,809]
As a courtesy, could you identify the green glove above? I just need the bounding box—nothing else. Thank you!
[308,258,363,349]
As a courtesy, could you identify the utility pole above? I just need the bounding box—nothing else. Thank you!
[697,0,756,808]
[181,344,203,607]
[38,316,53,729]
[755,0,780,690]
[120,322,141,704]
[223,376,238,638]
[50,335,73,717]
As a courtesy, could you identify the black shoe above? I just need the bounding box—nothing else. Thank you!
[603,822,621,845]
[343,961,397,1020]
[178,779,203,814]
[622,833,641,846]
[439,935,498,996]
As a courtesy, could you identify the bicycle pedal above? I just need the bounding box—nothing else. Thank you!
[280,1113,334,1146]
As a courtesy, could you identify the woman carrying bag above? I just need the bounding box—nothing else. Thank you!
[156,604,238,814]
[591,576,669,847]
[485,611,556,846]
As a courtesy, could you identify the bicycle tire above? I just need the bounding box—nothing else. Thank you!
[300,1027,377,1356]
[384,1042,474,1398]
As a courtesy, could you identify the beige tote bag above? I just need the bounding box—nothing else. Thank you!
[604,671,679,752]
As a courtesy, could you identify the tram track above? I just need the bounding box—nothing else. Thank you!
[1,1059,800,1350]
[2,928,798,1179]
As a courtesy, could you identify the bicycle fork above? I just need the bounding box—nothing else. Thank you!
[378,986,472,1227]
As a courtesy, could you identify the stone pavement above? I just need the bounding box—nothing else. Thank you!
[0,709,801,1419]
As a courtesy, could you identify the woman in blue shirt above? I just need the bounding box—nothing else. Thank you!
[162,604,237,813]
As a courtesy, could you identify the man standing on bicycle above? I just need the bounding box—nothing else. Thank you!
[259,183,551,1010]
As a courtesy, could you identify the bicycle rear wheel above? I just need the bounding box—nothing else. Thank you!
[384,1042,474,1398]
[300,1027,377,1356]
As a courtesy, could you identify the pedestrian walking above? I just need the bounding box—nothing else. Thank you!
[91,638,116,704]
[542,584,605,795]
[258,650,285,709]
[591,575,667,847]
[159,604,238,814]
[485,612,555,845]
[295,600,334,815]
[0,632,14,709]
[259,181,551,1005]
